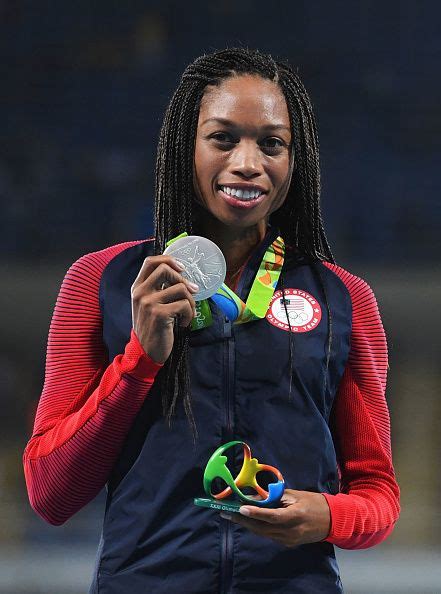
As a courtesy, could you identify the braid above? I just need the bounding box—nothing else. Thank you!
[153,47,335,444]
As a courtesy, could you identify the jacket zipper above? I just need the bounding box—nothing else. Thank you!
[219,231,275,593]
[220,315,234,594]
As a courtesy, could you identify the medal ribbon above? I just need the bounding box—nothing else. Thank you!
[165,232,285,331]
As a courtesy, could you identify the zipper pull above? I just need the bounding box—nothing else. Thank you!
[223,316,232,338]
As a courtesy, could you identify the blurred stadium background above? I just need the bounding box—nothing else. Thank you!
[1,1,440,592]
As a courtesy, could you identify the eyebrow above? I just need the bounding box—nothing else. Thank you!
[201,117,290,132]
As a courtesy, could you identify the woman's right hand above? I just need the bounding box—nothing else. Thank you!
[130,256,199,364]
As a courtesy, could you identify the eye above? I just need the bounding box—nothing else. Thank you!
[260,137,286,154]
[211,132,236,145]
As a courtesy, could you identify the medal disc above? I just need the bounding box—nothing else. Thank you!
[163,236,226,301]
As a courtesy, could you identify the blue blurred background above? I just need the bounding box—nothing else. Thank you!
[1,1,440,592]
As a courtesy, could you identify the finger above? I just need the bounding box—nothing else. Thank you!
[280,489,304,504]
[237,505,290,524]
[138,262,199,294]
[132,256,187,288]
[157,282,197,315]
[159,299,195,328]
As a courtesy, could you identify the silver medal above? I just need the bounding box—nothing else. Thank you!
[163,236,226,301]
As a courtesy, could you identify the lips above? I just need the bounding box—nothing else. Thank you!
[218,184,266,200]
[217,186,267,209]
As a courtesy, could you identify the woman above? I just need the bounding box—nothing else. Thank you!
[23,48,400,593]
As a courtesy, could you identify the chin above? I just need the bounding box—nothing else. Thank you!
[216,212,263,227]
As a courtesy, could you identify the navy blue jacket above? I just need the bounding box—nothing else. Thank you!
[89,225,350,593]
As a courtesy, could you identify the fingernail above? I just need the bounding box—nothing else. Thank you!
[173,259,186,270]
[239,507,251,516]
[188,282,199,291]
[220,512,232,520]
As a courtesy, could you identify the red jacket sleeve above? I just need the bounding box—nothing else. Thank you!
[23,242,163,526]
[320,264,401,549]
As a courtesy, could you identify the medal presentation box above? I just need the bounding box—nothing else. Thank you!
[193,497,246,513]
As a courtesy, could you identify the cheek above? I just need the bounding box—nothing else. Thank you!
[279,154,292,178]
[193,141,208,199]
[270,158,293,207]
[195,144,228,191]
[194,143,213,186]
[193,140,203,178]
[273,157,292,193]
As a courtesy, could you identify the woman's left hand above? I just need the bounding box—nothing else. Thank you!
[220,489,331,548]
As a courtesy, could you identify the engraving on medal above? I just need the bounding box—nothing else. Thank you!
[163,236,226,301]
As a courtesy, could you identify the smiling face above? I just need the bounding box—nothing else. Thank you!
[193,74,293,233]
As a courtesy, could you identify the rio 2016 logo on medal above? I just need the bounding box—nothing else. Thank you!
[266,288,322,333]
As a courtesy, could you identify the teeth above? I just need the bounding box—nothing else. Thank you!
[220,186,262,200]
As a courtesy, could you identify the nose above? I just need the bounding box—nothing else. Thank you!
[229,140,263,179]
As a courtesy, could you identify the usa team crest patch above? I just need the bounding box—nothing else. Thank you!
[266,289,322,333]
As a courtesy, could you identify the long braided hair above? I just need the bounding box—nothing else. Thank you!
[153,47,335,444]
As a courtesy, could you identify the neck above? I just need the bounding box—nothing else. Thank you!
[194,215,269,273]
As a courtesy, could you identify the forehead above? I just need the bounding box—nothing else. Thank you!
[199,74,290,128]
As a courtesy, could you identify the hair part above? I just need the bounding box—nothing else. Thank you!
[153,47,334,444]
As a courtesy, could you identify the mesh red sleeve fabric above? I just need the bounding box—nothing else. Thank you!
[23,241,164,525]
[320,263,400,549]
